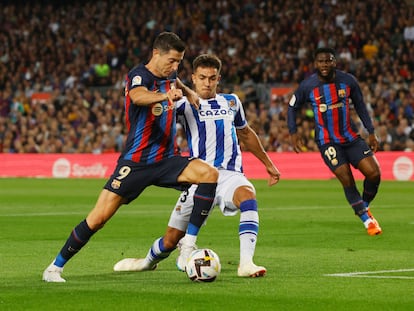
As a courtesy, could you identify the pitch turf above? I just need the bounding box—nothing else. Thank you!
[0,178,413,310]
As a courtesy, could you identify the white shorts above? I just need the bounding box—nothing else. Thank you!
[168,170,255,231]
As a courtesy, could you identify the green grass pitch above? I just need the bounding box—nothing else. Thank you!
[0,178,413,310]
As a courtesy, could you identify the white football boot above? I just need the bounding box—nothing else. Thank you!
[237,262,267,277]
[42,262,66,283]
[176,241,197,272]
[113,258,157,272]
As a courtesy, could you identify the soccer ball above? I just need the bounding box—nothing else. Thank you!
[185,248,221,282]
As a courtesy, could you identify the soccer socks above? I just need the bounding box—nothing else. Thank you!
[239,199,259,265]
[54,219,96,268]
[343,186,371,227]
[143,237,175,267]
[187,183,216,236]
[362,177,380,206]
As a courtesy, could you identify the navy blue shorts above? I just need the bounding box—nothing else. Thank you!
[104,156,194,203]
[318,137,373,172]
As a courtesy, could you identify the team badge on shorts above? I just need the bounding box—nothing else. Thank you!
[111,179,121,189]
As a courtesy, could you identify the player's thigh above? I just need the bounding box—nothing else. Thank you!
[178,158,218,184]
[216,170,255,215]
[103,160,151,203]
[168,184,198,231]
[346,138,380,179]
[319,143,348,172]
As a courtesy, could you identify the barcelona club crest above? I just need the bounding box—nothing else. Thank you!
[338,89,346,98]
[111,179,121,190]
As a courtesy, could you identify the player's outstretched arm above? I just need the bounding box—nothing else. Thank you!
[237,125,280,186]
[176,78,200,109]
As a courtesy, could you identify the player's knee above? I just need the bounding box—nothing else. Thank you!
[198,164,219,182]
[368,169,381,183]
[85,217,106,231]
[234,186,256,206]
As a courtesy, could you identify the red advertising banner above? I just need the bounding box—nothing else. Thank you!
[0,152,413,181]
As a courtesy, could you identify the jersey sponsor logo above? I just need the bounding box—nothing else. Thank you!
[198,108,234,121]
[319,104,327,113]
[131,75,142,87]
[319,102,344,113]
[151,102,175,116]
[152,103,164,116]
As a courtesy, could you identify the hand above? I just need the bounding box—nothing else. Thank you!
[290,133,305,153]
[267,165,281,186]
[175,77,200,109]
[166,88,183,102]
[368,133,379,153]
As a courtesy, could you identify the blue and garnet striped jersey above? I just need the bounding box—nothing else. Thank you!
[121,63,178,164]
[287,70,374,147]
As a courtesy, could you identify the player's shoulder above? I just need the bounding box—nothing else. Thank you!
[128,63,146,76]
[335,70,358,84]
[299,73,320,89]
[217,93,241,106]
[127,63,151,88]
[217,92,238,100]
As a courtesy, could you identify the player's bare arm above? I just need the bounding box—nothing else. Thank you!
[176,78,200,109]
[237,126,281,186]
[129,86,183,106]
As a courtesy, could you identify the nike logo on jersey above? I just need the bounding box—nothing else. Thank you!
[315,95,324,100]
[363,150,371,155]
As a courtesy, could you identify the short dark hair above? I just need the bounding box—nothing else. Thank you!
[153,31,186,53]
[192,54,222,73]
[314,47,336,60]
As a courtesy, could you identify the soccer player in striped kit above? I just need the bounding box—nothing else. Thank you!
[287,47,382,236]
[114,54,280,277]
[43,32,218,282]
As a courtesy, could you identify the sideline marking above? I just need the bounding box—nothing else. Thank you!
[325,268,414,279]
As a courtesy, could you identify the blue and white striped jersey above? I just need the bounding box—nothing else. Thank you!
[176,93,247,173]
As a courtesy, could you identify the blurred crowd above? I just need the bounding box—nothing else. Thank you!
[1,0,414,154]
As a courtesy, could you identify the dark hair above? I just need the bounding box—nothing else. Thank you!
[314,47,336,60]
[192,54,222,73]
[153,31,186,53]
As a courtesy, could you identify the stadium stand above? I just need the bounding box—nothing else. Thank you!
[0,0,413,153]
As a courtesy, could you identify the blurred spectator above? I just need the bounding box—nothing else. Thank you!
[0,0,413,153]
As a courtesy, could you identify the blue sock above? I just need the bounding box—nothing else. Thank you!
[186,223,200,235]
[359,212,370,222]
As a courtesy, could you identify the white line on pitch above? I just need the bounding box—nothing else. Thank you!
[325,268,414,279]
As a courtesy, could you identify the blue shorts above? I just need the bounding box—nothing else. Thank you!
[318,137,373,172]
[104,156,193,203]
